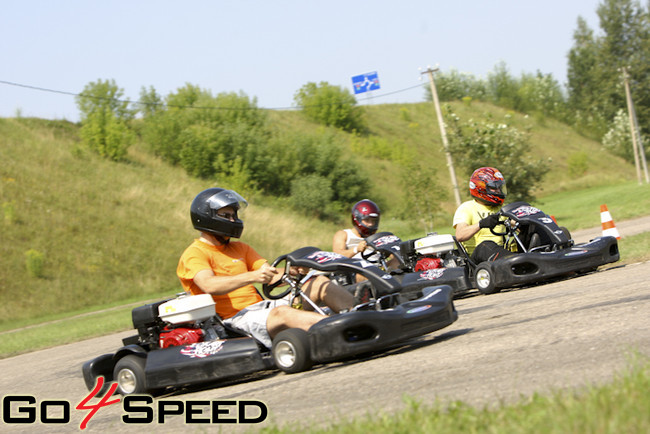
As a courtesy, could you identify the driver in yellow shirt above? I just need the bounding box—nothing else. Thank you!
[453,167,513,263]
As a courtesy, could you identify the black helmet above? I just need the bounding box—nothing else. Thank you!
[351,199,380,237]
[190,188,248,238]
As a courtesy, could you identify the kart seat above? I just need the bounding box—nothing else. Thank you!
[528,233,541,250]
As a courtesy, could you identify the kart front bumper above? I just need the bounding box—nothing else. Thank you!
[308,285,457,362]
[488,235,619,289]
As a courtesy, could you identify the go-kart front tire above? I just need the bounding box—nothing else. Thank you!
[113,354,147,395]
[474,263,501,295]
[272,328,313,374]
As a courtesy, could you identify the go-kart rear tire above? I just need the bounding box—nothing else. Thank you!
[113,354,147,395]
[474,263,501,295]
[272,328,313,374]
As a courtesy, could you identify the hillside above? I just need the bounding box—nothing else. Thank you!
[0,103,638,325]
[270,101,635,218]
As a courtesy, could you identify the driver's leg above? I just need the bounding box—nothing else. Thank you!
[471,241,514,263]
[301,275,354,313]
[266,305,325,339]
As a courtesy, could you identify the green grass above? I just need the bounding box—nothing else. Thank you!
[259,354,650,433]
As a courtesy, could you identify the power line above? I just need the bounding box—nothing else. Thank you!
[0,79,426,112]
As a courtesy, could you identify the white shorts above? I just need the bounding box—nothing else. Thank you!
[224,297,291,349]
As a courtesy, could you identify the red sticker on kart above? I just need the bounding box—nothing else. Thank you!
[418,269,445,280]
[307,251,345,263]
[512,205,541,217]
[180,340,225,358]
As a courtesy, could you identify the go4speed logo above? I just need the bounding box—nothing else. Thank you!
[2,377,268,430]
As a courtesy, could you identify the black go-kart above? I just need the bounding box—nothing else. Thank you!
[82,246,458,396]
[469,201,620,294]
[351,231,474,299]
[357,201,620,297]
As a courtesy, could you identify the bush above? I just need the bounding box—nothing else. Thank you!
[289,174,333,218]
[602,109,644,164]
[3,201,16,225]
[25,249,45,278]
[294,82,366,133]
[567,151,589,178]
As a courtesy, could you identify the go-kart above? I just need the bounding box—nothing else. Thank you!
[355,231,474,298]
[471,201,620,294]
[356,200,620,297]
[82,246,458,396]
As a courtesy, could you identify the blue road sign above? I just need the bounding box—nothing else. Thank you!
[352,71,380,95]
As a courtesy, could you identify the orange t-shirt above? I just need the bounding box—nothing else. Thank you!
[176,239,267,319]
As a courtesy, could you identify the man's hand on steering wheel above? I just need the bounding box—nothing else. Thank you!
[354,240,368,256]
[254,263,278,284]
[360,242,378,260]
[479,213,500,230]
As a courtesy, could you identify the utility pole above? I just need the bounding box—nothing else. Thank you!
[421,66,462,206]
[621,66,649,184]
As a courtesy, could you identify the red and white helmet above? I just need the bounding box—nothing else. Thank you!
[469,167,507,206]
[351,199,380,237]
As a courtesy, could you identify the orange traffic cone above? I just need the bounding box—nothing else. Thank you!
[600,204,621,239]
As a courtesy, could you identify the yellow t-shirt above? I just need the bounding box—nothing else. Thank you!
[452,200,504,254]
[177,239,267,319]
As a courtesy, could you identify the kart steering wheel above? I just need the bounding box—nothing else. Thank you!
[261,257,293,300]
[360,243,379,261]
[489,214,511,236]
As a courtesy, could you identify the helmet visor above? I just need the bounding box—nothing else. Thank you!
[206,190,248,212]
[486,180,507,198]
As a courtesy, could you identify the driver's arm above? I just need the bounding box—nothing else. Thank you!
[454,222,480,242]
[193,262,278,295]
[333,230,366,258]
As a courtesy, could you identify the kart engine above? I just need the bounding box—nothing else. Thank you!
[402,234,459,271]
[159,326,204,348]
[129,294,220,350]
[414,257,443,271]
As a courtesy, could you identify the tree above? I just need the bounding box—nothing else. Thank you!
[423,69,488,102]
[567,0,650,139]
[76,79,134,161]
[567,16,606,136]
[517,72,566,119]
[141,84,268,172]
[138,85,164,118]
[294,82,366,132]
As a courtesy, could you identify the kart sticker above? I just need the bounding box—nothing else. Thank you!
[406,305,431,314]
[372,235,400,247]
[564,250,588,256]
[180,340,225,358]
[418,269,445,280]
[307,251,345,264]
[512,205,542,217]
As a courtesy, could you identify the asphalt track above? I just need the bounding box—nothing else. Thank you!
[1,219,649,432]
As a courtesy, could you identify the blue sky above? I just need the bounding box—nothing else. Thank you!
[1,1,603,122]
